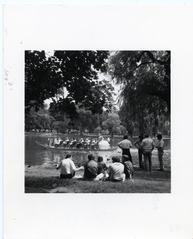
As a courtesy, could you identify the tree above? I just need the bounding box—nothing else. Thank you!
[53,51,112,114]
[25,51,63,113]
[25,106,55,131]
[102,112,122,136]
[109,51,170,112]
[109,51,170,135]
[72,108,99,133]
[25,50,114,120]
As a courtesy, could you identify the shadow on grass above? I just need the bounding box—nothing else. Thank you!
[25,167,171,193]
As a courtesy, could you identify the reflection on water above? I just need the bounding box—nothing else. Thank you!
[25,135,118,167]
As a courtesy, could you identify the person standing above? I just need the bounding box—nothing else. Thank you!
[118,135,133,163]
[141,134,154,172]
[134,135,144,169]
[156,133,164,171]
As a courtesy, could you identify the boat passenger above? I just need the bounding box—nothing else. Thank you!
[62,139,68,147]
[54,136,63,147]
[69,138,77,148]
[76,138,84,148]
[48,137,54,147]
[84,138,91,149]
[91,139,97,150]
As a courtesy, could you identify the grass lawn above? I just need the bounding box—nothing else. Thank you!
[25,150,171,193]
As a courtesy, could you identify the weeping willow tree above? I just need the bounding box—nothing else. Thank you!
[109,51,170,136]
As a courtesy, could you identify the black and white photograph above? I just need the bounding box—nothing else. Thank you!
[4,4,193,239]
[25,50,171,193]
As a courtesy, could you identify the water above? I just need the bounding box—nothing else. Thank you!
[25,133,170,167]
[25,134,118,167]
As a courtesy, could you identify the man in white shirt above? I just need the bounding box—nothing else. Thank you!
[108,156,125,182]
[118,135,133,162]
[56,154,83,179]
[54,136,62,147]
[141,134,154,172]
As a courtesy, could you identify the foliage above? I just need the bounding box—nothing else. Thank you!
[52,120,69,133]
[109,51,170,111]
[25,106,55,131]
[25,51,63,112]
[94,126,102,134]
[101,112,126,135]
[72,108,99,133]
[25,50,113,116]
[109,51,170,135]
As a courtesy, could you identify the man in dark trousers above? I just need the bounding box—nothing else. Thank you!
[141,134,154,172]
[134,135,144,169]
[118,135,133,163]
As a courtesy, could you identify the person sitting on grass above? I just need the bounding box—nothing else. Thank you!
[56,154,83,179]
[155,133,164,171]
[122,155,134,180]
[83,154,98,180]
[141,134,154,172]
[94,156,108,181]
[108,156,126,182]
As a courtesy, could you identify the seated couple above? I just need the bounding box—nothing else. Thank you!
[56,154,134,182]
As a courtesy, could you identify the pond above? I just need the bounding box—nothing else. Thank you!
[25,133,170,167]
[25,134,120,167]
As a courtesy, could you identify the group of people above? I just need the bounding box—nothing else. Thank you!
[118,134,165,172]
[55,133,165,182]
[48,136,111,150]
[56,153,134,182]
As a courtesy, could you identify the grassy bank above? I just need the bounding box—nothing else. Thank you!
[25,149,171,193]
[25,169,170,193]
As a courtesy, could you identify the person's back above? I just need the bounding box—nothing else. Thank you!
[60,158,74,174]
[118,138,132,149]
[141,137,154,152]
[118,135,132,162]
[97,157,107,174]
[84,154,98,179]
[141,135,154,172]
[57,154,76,178]
[108,157,125,182]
